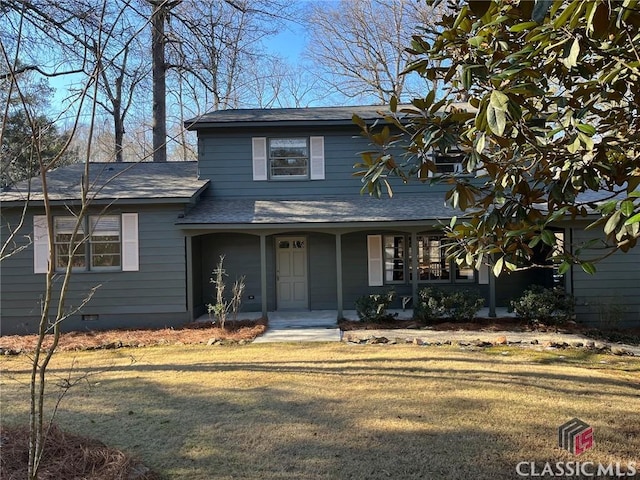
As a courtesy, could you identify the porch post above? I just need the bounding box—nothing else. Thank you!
[335,232,343,319]
[185,235,194,321]
[260,234,268,318]
[411,231,418,306]
[489,256,497,317]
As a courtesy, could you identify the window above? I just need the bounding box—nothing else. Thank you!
[384,235,405,282]
[252,136,324,181]
[54,217,86,270]
[415,235,474,282]
[53,215,121,271]
[33,213,138,274]
[269,138,308,178]
[371,233,475,286]
[431,147,465,175]
[89,216,121,269]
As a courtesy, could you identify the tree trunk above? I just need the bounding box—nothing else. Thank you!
[150,1,167,162]
[113,99,124,162]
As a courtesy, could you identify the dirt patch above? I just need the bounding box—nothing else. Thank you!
[0,319,267,354]
[0,423,160,480]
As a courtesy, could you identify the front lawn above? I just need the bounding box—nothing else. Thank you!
[1,344,638,479]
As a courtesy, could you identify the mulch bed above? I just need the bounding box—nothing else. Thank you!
[0,319,267,355]
[338,316,583,332]
[0,424,160,480]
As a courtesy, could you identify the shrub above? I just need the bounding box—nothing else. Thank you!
[414,287,484,323]
[413,287,446,323]
[355,289,397,322]
[207,255,246,329]
[440,290,485,322]
[510,285,575,325]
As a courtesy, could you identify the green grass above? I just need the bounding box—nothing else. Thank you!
[2,343,639,480]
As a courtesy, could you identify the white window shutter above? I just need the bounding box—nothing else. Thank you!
[121,213,139,271]
[33,215,49,274]
[309,136,325,180]
[252,137,268,181]
[367,235,383,287]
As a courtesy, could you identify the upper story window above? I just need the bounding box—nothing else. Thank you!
[269,138,309,179]
[252,136,324,181]
[428,147,468,176]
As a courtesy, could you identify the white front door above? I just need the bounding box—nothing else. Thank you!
[276,236,308,310]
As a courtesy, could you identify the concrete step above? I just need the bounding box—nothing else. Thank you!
[253,327,341,343]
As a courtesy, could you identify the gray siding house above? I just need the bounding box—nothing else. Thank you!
[1,106,638,334]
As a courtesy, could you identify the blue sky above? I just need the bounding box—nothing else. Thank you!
[264,20,308,62]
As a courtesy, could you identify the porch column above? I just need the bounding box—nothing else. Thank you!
[260,234,268,318]
[335,232,343,319]
[564,227,573,294]
[411,231,418,305]
[185,235,194,321]
[488,256,497,317]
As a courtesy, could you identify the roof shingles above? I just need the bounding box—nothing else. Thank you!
[177,195,459,226]
[1,162,208,203]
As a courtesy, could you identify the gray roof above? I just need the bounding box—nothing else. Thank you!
[177,194,460,228]
[1,161,209,204]
[185,105,394,130]
[185,103,477,130]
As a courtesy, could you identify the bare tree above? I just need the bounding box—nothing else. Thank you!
[243,55,325,108]
[0,2,154,478]
[166,0,297,117]
[304,0,446,104]
[94,13,150,163]
[148,0,180,162]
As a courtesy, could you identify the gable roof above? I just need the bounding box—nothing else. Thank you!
[0,161,209,205]
[185,105,394,130]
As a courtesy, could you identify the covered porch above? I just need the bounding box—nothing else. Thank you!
[178,195,556,323]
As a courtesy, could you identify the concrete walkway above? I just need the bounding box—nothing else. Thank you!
[252,311,341,343]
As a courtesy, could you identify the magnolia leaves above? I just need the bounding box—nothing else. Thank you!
[487,90,509,136]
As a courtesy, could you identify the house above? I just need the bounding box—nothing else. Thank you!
[1,105,638,335]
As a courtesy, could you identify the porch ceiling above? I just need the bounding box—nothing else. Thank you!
[176,194,462,227]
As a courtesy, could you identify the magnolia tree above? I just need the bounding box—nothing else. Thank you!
[355,0,640,276]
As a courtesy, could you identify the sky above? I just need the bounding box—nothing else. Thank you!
[50,15,310,116]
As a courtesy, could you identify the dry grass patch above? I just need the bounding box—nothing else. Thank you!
[1,344,639,480]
